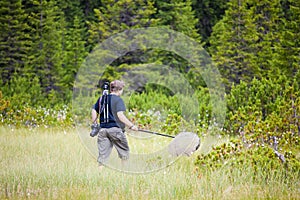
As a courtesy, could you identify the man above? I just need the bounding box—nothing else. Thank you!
[91,80,138,168]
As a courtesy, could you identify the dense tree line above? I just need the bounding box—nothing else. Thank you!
[209,0,300,88]
[0,0,299,105]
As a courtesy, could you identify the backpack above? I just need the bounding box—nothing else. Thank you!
[99,94,119,128]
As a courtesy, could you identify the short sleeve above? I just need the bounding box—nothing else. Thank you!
[115,97,126,112]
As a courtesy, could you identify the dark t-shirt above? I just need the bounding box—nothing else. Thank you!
[94,94,126,129]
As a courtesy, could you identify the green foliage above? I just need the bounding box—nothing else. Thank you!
[209,0,299,88]
[0,91,10,114]
[0,98,73,128]
[125,85,213,135]
[195,138,300,178]
[127,89,181,114]
[225,76,300,136]
[88,0,158,44]
[126,89,182,134]
[192,0,229,45]
[0,104,73,128]
[0,0,299,144]
[61,15,88,91]
[20,0,64,100]
[0,75,73,128]
[197,76,300,179]
[209,0,260,88]
[150,0,204,89]
[195,138,244,169]
[0,0,31,83]
[161,112,182,135]
[274,0,300,78]
[1,74,44,107]
[156,0,200,40]
[1,0,88,104]
[195,87,212,132]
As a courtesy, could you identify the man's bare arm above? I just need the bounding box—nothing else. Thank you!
[117,111,138,131]
[91,109,98,124]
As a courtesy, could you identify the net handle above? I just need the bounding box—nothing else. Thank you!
[138,129,175,138]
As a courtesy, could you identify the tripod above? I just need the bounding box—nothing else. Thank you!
[100,89,109,123]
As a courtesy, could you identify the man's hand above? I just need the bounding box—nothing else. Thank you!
[117,111,139,131]
[129,125,138,131]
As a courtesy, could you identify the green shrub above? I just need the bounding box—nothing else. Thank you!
[127,86,213,134]
[0,103,73,129]
[225,76,300,139]
[195,139,300,179]
[195,76,300,181]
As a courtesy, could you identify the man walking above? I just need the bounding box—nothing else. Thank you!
[91,80,138,168]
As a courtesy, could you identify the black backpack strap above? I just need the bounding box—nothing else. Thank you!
[99,95,119,128]
[99,94,108,123]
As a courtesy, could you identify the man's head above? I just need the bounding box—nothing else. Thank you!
[110,80,125,92]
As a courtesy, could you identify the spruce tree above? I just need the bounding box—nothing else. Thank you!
[24,0,68,99]
[209,0,259,88]
[156,0,200,40]
[79,0,102,21]
[192,0,229,45]
[56,0,83,23]
[88,0,158,44]
[29,0,89,97]
[274,0,300,78]
[86,0,159,83]
[153,0,204,88]
[247,0,284,77]
[63,15,88,91]
[0,0,31,84]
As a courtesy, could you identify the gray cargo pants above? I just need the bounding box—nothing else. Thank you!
[97,127,129,165]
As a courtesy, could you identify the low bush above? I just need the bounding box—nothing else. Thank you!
[195,138,300,179]
[195,75,300,179]
[0,90,73,128]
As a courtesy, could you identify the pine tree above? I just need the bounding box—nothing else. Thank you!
[210,0,291,85]
[0,0,31,84]
[24,0,68,98]
[274,0,300,78]
[156,0,200,40]
[192,0,229,45]
[247,0,284,77]
[86,0,159,83]
[88,0,158,44]
[79,0,102,21]
[62,15,88,91]
[56,0,83,23]
[152,0,204,88]
[209,0,259,88]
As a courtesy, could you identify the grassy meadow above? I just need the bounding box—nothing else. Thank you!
[0,126,299,200]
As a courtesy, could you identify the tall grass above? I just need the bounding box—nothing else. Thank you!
[0,127,299,199]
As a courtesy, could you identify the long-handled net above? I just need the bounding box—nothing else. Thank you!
[138,129,200,156]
